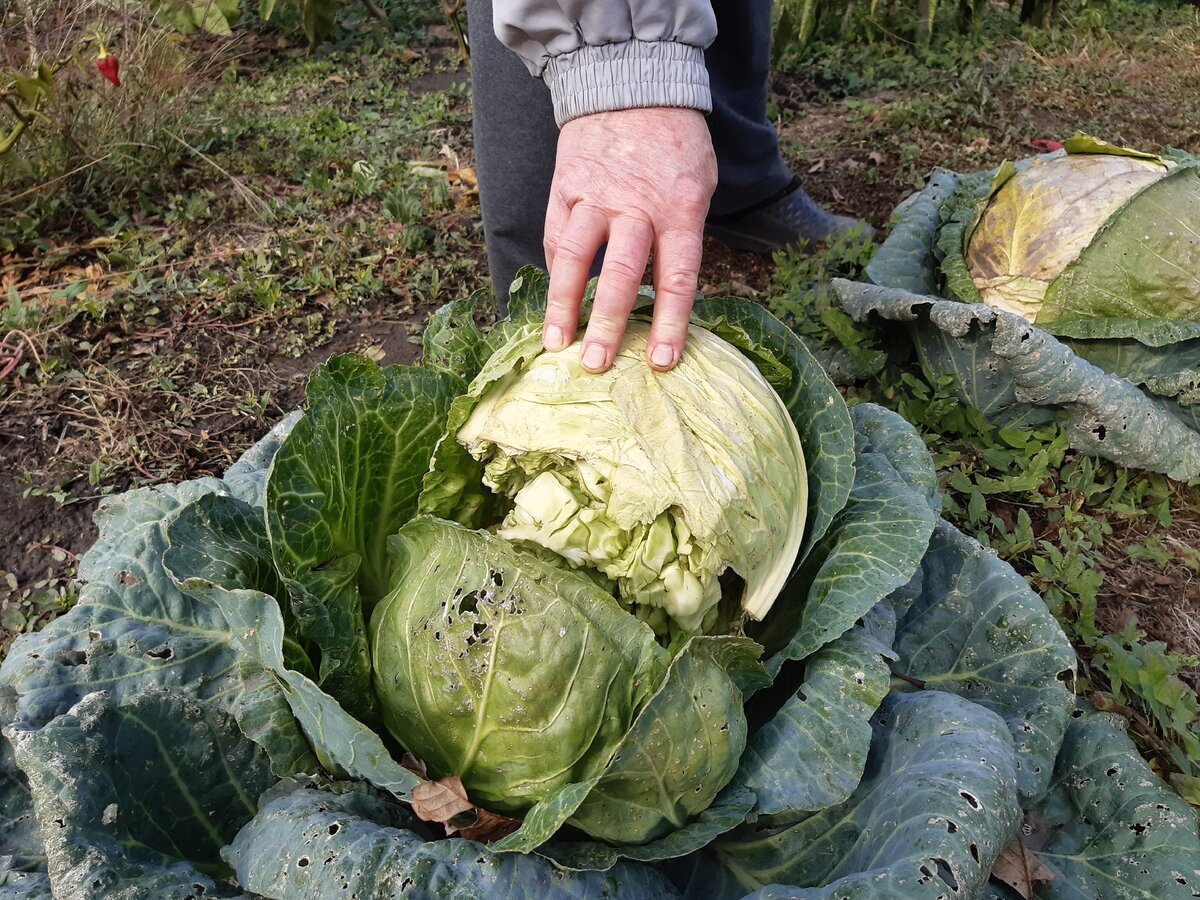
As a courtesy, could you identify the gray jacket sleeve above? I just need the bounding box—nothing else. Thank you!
[493,1,717,126]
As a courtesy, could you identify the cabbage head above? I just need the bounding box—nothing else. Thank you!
[423,320,807,636]
[955,136,1200,325]
[370,518,670,816]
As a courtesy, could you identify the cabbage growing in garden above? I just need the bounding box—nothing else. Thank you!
[836,135,1200,479]
[1,270,1197,899]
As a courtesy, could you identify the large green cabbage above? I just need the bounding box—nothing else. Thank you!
[840,135,1200,478]
[3,270,1195,899]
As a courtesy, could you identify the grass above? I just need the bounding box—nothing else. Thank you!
[2,0,1199,799]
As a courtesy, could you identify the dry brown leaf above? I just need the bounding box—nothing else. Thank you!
[992,835,1055,898]
[410,776,521,843]
[412,776,474,822]
[327,75,348,86]
[450,167,477,189]
[400,752,428,779]
[868,150,886,165]
[807,158,827,173]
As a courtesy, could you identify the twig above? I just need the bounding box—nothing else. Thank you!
[442,0,469,60]
[6,330,44,370]
[891,669,927,689]
[361,0,390,28]
[166,130,276,222]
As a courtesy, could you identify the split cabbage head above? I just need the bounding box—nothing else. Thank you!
[449,321,807,633]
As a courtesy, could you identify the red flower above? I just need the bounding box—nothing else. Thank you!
[96,52,120,87]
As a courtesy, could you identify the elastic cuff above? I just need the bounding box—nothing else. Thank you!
[542,40,712,128]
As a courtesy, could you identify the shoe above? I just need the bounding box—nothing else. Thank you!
[706,177,876,254]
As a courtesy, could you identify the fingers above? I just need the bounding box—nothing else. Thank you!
[647,228,704,371]
[580,216,654,372]
[544,204,607,352]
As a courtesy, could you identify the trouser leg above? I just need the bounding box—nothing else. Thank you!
[705,0,795,218]
[466,0,558,303]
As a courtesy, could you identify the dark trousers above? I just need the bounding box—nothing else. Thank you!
[466,0,792,299]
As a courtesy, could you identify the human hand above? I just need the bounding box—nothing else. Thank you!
[541,108,718,373]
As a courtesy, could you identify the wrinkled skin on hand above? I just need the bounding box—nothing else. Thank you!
[542,108,718,373]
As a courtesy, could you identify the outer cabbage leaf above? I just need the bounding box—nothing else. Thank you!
[225,785,683,898]
[370,517,668,818]
[0,477,313,777]
[421,295,492,380]
[562,635,768,847]
[0,694,43,891]
[709,691,1021,899]
[0,872,51,898]
[1038,163,1200,324]
[865,168,961,296]
[165,493,421,799]
[731,622,893,818]
[537,786,757,872]
[265,356,464,723]
[891,520,1075,802]
[7,691,264,899]
[1021,711,1200,899]
[751,403,938,673]
[689,296,855,567]
[834,279,1200,479]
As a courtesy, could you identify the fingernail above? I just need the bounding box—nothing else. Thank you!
[581,343,607,371]
[650,344,675,369]
[544,325,566,351]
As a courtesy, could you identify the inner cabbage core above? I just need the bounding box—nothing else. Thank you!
[490,460,712,633]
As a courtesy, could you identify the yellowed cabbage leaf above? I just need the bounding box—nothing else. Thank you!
[967,154,1165,321]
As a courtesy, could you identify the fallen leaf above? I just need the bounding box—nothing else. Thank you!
[991,834,1055,898]
[449,167,477,189]
[807,158,827,173]
[412,777,473,823]
[400,752,427,778]
[327,75,348,86]
[831,186,845,202]
[411,776,521,843]
[868,150,886,165]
